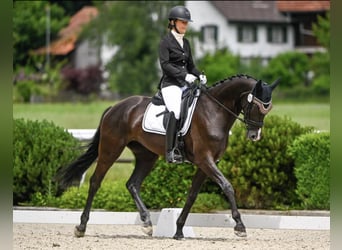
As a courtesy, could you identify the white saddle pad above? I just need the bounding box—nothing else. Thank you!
[142,89,200,135]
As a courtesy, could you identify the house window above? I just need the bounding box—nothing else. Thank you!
[200,25,218,44]
[237,25,257,43]
[267,25,287,43]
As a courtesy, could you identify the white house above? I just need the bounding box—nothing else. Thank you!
[186,1,329,64]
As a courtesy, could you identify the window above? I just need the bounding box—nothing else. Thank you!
[200,25,218,44]
[237,25,257,43]
[267,25,287,43]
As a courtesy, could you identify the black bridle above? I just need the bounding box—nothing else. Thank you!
[200,85,272,128]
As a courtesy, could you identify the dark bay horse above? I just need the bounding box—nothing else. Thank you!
[55,74,279,239]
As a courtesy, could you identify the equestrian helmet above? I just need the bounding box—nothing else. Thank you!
[168,6,193,22]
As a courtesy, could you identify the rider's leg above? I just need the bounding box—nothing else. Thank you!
[165,111,182,163]
[161,85,183,163]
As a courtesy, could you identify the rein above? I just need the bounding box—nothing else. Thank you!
[200,85,246,124]
[200,84,271,128]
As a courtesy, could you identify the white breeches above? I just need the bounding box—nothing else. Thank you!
[161,85,187,119]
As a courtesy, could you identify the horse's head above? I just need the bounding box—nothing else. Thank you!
[241,78,280,141]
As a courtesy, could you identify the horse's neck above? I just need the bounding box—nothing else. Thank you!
[209,78,253,106]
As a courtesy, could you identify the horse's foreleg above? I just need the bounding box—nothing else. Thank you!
[201,160,247,237]
[174,169,207,240]
[126,147,158,236]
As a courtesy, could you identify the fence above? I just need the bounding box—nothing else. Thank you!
[66,129,133,164]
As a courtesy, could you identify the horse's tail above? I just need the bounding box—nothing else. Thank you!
[54,106,112,190]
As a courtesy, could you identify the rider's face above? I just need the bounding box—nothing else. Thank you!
[174,20,188,34]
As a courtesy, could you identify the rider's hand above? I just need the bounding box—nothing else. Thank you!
[185,74,197,83]
[199,74,207,85]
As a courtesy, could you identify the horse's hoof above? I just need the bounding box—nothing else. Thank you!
[141,225,153,236]
[74,226,85,238]
[234,230,247,237]
[173,234,185,240]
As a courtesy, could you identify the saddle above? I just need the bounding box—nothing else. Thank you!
[151,83,199,130]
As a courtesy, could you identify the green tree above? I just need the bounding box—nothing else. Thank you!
[313,11,330,50]
[311,11,330,95]
[49,0,93,16]
[88,1,183,96]
[13,1,69,70]
[261,51,310,89]
[197,48,241,85]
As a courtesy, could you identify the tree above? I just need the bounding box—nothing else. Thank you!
[261,51,310,89]
[313,11,330,51]
[13,1,69,70]
[49,0,93,16]
[311,11,330,95]
[197,48,241,85]
[87,1,183,96]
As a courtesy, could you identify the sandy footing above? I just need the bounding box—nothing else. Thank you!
[13,223,329,250]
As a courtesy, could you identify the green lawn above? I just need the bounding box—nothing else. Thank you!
[272,101,330,131]
[13,101,330,131]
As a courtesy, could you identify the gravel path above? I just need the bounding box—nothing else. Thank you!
[13,223,330,250]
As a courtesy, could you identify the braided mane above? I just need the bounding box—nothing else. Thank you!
[210,74,258,88]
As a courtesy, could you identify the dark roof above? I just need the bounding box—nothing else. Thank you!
[211,1,289,23]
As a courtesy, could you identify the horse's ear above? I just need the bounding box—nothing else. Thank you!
[256,79,262,88]
[270,78,280,90]
[254,79,262,93]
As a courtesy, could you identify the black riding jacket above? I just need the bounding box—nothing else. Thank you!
[159,31,201,88]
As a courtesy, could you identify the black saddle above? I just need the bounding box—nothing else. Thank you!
[151,83,199,130]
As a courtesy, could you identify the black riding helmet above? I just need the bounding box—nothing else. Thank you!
[168,6,193,22]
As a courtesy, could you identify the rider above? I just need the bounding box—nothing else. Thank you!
[159,6,207,163]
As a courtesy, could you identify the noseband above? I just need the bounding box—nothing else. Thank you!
[200,85,272,128]
[242,92,272,128]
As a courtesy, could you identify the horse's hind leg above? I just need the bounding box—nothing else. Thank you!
[126,142,158,236]
[74,138,126,237]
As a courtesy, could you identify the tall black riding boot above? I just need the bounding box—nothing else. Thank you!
[165,112,183,163]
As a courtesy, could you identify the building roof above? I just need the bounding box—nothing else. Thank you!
[277,1,330,13]
[59,6,98,37]
[34,6,98,55]
[211,1,289,23]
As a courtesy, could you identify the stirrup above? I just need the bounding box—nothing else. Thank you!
[166,149,183,164]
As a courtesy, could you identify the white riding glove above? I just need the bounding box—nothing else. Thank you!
[199,74,207,85]
[185,74,197,84]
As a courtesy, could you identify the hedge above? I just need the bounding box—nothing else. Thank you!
[216,115,314,209]
[13,118,81,205]
[288,132,330,209]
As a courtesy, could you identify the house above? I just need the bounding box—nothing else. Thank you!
[277,1,330,53]
[186,1,329,64]
[34,6,117,69]
[35,2,329,70]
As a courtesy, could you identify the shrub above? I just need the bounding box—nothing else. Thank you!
[261,51,310,89]
[52,180,137,211]
[15,80,38,103]
[13,118,81,205]
[61,65,103,95]
[141,160,196,209]
[191,193,228,213]
[216,115,314,209]
[197,48,241,85]
[288,132,330,209]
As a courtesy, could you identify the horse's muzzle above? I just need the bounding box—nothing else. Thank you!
[247,128,261,141]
